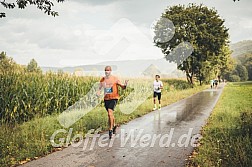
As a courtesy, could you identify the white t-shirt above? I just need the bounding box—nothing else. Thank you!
[153,80,163,93]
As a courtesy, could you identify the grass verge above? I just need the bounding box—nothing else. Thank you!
[187,81,252,167]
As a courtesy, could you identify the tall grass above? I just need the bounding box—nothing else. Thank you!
[188,82,252,167]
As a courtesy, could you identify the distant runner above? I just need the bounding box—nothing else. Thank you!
[97,66,128,139]
[153,75,163,110]
[210,79,214,89]
[214,79,218,89]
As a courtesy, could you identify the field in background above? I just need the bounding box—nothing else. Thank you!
[188,82,252,167]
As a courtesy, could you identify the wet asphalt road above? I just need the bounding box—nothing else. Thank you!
[23,84,224,167]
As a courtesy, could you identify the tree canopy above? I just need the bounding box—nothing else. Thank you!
[0,51,16,73]
[0,51,42,74]
[154,4,231,85]
[234,54,252,81]
[27,58,42,73]
[0,0,64,18]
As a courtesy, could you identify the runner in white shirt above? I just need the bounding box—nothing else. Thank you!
[153,75,163,110]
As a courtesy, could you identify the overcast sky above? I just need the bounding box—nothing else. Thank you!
[0,0,251,67]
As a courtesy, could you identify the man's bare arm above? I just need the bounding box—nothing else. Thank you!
[117,80,129,89]
[97,82,103,96]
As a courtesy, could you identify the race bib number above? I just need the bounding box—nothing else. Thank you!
[104,87,113,94]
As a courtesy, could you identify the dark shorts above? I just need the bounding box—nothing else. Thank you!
[104,99,118,111]
[153,92,161,100]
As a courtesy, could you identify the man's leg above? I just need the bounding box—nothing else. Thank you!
[112,114,117,134]
[153,98,157,110]
[107,100,118,135]
[153,92,157,110]
[107,109,114,139]
[158,100,161,110]
[107,109,114,130]
[158,93,161,110]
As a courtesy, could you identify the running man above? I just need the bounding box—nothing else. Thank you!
[214,79,218,89]
[210,79,214,89]
[153,75,163,110]
[97,66,128,139]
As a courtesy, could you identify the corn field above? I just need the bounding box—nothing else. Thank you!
[0,70,190,125]
[0,72,98,124]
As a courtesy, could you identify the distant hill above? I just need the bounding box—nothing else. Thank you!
[42,40,252,77]
[230,40,252,57]
[41,58,184,78]
[97,59,177,77]
[142,64,162,77]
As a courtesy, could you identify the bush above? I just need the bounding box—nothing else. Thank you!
[229,75,241,82]
[162,79,191,90]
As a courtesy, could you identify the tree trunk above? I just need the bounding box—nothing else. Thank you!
[190,75,194,88]
[186,72,194,88]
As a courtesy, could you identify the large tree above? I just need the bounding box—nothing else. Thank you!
[244,55,252,80]
[0,0,64,18]
[27,58,42,73]
[237,54,252,81]
[218,46,235,81]
[0,51,16,74]
[234,64,248,81]
[0,51,25,74]
[154,4,229,85]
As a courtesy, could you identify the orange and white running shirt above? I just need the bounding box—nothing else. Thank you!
[100,75,121,100]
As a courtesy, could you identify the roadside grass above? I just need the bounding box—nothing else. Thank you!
[187,82,252,167]
[0,83,207,166]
